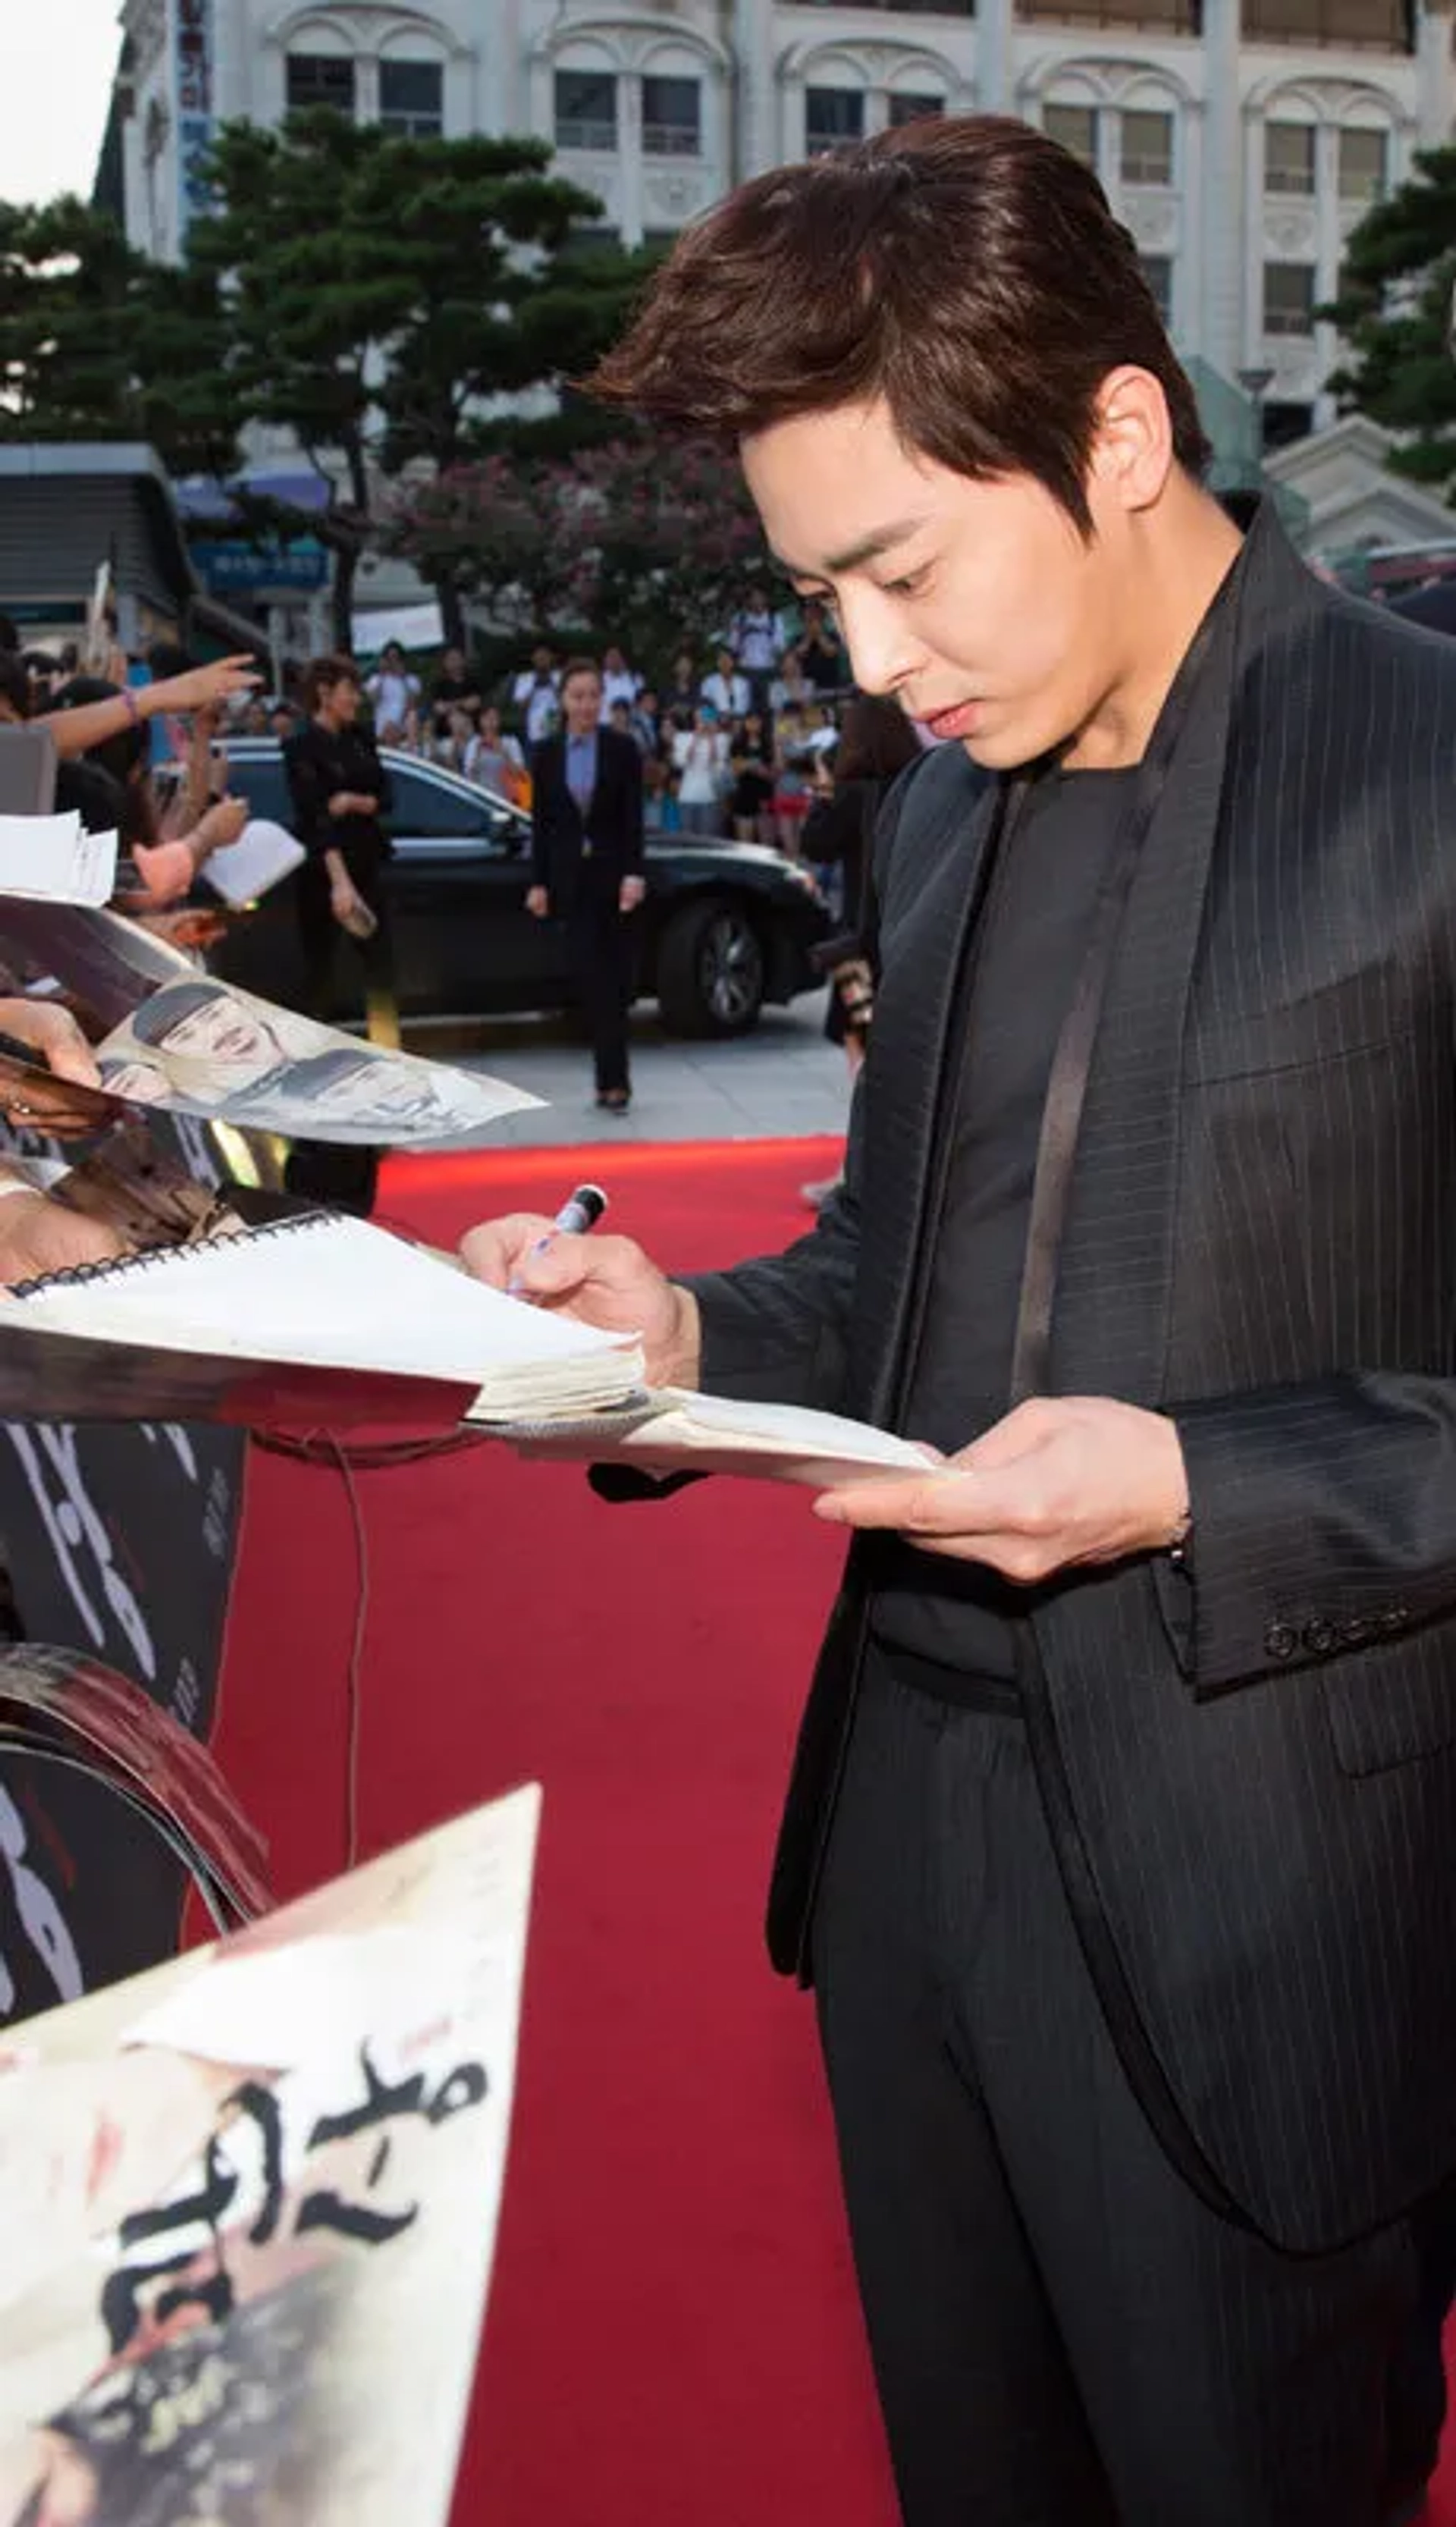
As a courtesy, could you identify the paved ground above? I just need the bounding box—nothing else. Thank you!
[407,990,851,1148]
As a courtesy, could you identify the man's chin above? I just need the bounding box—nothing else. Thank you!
[959,727,1021,771]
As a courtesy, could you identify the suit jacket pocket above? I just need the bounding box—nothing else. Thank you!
[1320,1627,1456,1776]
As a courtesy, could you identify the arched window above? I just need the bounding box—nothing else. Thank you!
[640,43,709,159]
[1337,119,1391,202]
[1120,102,1175,186]
[1043,98,1100,168]
[805,80,866,152]
[1264,108,1318,193]
[285,25,356,119]
[378,42,445,138]
[887,87,945,125]
[554,46,620,152]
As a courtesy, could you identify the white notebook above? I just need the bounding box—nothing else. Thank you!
[0,812,118,907]
[506,1388,937,1488]
[199,816,307,907]
[0,1212,643,1419]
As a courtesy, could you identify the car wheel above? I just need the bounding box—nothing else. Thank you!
[657,897,766,1037]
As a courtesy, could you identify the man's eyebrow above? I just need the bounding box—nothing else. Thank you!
[773,516,930,581]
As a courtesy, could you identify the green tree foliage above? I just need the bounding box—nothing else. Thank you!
[1,120,664,642]
[0,197,231,475]
[1323,146,1456,492]
[0,197,140,440]
[180,112,654,638]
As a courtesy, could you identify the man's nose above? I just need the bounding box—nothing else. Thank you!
[836,591,921,701]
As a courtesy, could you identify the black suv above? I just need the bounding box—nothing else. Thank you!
[215,741,831,1037]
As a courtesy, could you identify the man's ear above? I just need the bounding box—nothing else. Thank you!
[1088,366,1175,516]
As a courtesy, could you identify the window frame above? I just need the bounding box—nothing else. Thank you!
[804,85,867,154]
[1043,102,1100,169]
[1264,119,1318,195]
[284,50,357,117]
[1338,124,1389,202]
[888,92,946,127]
[641,73,702,159]
[1120,107,1174,187]
[378,58,444,139]
[382,760,514,851]
[553,67,619,153]
[1263,259,1318,337]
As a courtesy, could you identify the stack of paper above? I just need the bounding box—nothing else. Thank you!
[0,1210,645,1419]
[0,814,117,908]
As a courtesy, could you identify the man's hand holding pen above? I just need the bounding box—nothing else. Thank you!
[462,1212,701,1391]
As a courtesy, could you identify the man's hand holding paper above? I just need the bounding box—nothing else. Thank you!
[813,1392,1190,1578]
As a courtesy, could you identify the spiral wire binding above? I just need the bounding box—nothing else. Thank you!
[11,1203,510,1870]
[8,1207,332,1301]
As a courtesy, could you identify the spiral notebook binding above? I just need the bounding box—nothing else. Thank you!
[8,1208,333,1302]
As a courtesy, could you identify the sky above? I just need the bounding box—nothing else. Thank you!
[2,2,124,208]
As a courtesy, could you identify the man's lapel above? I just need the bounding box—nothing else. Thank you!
[1047,501,1321,1406]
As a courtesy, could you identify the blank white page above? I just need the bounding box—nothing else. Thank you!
[0,1213,640,1409]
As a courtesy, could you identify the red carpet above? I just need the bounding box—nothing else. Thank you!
[212,1136,1456,2527]
[215,1135,900,2527]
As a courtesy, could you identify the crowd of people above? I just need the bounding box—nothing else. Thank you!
[0,598,918,1146]
[146,580,855,851]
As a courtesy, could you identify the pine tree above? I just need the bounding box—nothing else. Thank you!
[1323,146,1456,494]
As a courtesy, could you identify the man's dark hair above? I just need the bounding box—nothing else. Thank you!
[131,979,228,1046]
[300,653,360,713]
[560,656,601,689]
[146,639,191,681]
[0,658,29,719]
[0,615,17,655]
[592,114,1211,533]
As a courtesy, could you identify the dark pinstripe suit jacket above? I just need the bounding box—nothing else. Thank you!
[689,502,1456,2255]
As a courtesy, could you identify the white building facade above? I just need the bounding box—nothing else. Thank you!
[103,0,1456,446]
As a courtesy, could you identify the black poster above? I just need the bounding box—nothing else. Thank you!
[0,1110,248,2023]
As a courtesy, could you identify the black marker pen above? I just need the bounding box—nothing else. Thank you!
[507,1182,608,1295]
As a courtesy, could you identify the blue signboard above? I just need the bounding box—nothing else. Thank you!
[191,537,329,595]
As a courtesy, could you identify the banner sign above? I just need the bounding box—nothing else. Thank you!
[175,0,216,237]
[191,536,329,596]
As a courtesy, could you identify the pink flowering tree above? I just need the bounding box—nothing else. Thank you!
[387,433,767,661]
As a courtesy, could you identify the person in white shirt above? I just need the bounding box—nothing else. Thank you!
[700,648,751,721]
[511,645,561,746]
[730,582,788,711]
[673,704,732,836]
[364,642,421,745]
[600,646,641,718]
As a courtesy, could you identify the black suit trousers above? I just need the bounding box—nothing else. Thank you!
[565,880,633,1096]
[813,1646,1417,2527]
[294,853,394,1022]
[284,856,394,1214]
